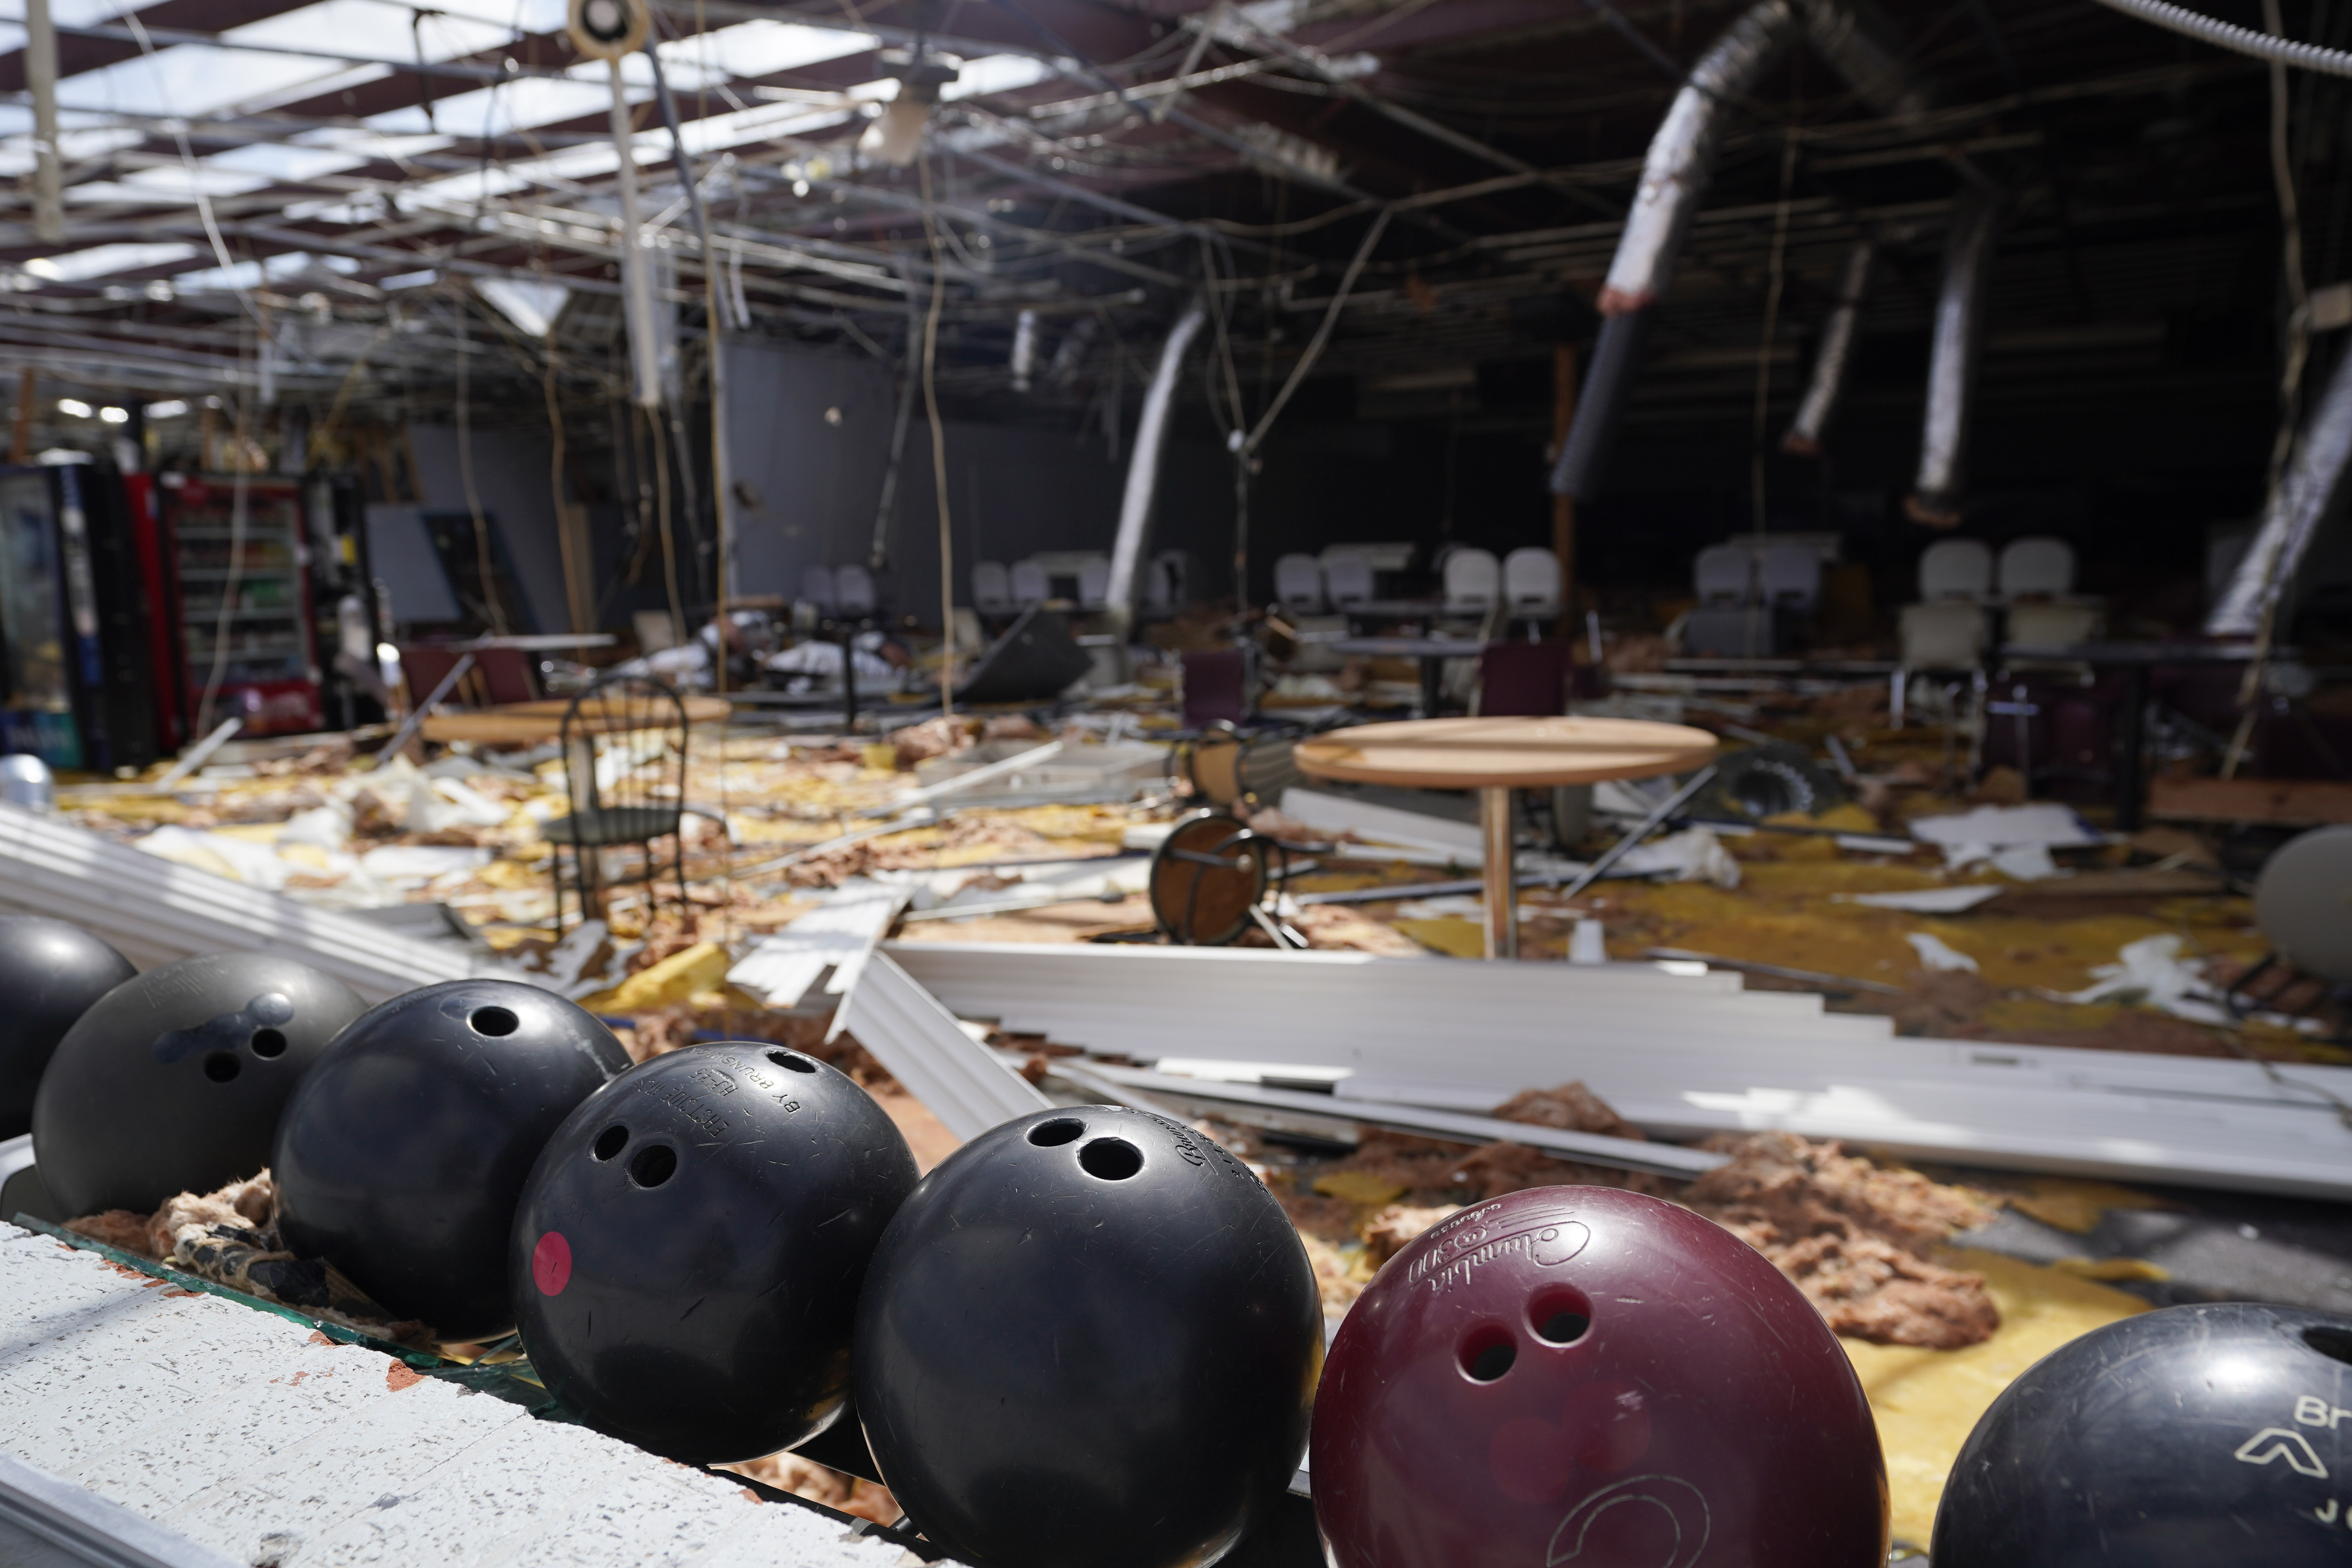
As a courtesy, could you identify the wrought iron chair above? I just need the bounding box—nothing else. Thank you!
[549,673,690,936]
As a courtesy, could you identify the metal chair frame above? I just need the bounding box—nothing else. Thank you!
[2224,953,2352,1045]
[549,673,690,936]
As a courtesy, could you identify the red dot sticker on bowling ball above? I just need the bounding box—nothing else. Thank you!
[532,1230,572,1296]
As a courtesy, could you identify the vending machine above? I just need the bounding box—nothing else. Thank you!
[0,459,159,773]
[150,473,323,737]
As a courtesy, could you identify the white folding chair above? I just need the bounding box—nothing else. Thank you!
[1918,538,1994,601]
[1322,553,1375,610]
[1693,544,1754,606]
[834,564,877,616]
[1274,553,1325,615]
[972,561,1011,614]
[1443,548,1501,610]
[1997,537,2076,601]
[1077,559,1112,609]
[1009,560,1051,607]
[1759,540,1822,612]
[1503,546,1561,616]
[2005,601,2103,649]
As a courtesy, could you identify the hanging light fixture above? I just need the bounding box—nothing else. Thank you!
[859,47,960,168]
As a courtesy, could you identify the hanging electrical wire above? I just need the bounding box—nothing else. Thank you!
[918,151,956,713]
[2089,0,2352,77]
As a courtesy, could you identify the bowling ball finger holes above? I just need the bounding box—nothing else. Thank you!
[202,1051,241,1083]
[628,1143,678,1189]
[248,1028,286,1059]
[592,1125,629,1161]
[469,1006,520,1038]
[766,1049,817,1073]
[2306,1325,2352,1362]
[1530,1286,1593,1346]
[1459,1325,1517,1382]
[1027,1117,1085,1147]
[1078,1137,1143,1181]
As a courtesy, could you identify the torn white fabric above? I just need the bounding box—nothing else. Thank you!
[2064,934,2230,1023]
[1906,932,1980,972]
[1911,804,2101,870]
[1843,886,2004,914]
[1618,826,1742,888]
[1989,843,2063,881]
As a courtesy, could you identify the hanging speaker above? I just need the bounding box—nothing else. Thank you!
[568,0,648,61]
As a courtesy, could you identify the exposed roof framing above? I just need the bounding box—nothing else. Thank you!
[0,0,2317,471]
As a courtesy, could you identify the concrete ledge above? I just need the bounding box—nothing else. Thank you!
[0,1224,943,1568]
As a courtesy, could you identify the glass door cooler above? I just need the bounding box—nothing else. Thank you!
[154,473,323,737]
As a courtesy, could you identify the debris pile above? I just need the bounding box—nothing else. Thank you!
[1263,1081,2002,1348]
[64,1172,435,1347]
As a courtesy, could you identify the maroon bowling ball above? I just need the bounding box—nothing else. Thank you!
[1311,1187,1887,1568]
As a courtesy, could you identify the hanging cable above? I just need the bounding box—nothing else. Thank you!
[644,27,738,673]
[1235,205,1393,457]
[918,151,955,714]
[2224,0,2320,777]
[123,11,264,333]
[453,296,511,635]
[649,402,686,650]
[1750,102,1800,535]
[2088,0,2352,76]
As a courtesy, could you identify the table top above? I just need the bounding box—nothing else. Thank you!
[1295,716,1720,790]
[458,633,618,651]
[420,695,730,744]
[2002,640,2279,665]
[1330,637,1488,658]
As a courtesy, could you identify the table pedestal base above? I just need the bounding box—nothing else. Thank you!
[1481,786,1516,960]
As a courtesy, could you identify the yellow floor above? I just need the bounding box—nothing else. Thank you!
[1843,1249,2149,1546]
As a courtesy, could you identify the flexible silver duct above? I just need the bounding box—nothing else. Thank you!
[2089,0,2352,79]
[1106,299,1209,619]
[1783,241,1874,456]
[1599,0,1797,316]
[1550,309,1654,499]
[2209,345,2352,635]
[1907,189,2002,525]
[1802,0,1932,120]
[1557,0,1929,497]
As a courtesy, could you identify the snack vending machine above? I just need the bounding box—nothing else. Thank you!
[151,473,323,737]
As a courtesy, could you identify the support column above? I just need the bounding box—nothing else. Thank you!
[1481,786,1517,960]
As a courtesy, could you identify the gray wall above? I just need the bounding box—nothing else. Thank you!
[407,422,568,633]
[722,339,897,601]
[724,339,1182,617]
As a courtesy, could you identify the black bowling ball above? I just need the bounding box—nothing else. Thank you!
[854,1105,1323,1568]
[31,952,364,1216]
[1935,1301,2352,1566]
[0,917,134,1141]
[275,978,630,1341]
[512,1041,916,1461]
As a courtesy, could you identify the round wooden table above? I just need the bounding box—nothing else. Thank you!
[420,695,732,745]
[1294,717,1720,958]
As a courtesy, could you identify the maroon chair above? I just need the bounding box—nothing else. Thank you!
[397,644,469,710]
[1477,640,1570,717]
[474,646,538,705]
[1181,650,1249,728]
